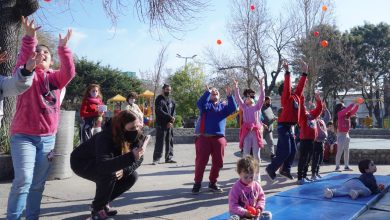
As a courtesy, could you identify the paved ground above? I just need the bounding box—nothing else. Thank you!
[1,138,390,220]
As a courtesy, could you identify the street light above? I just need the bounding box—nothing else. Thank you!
[176,53,197,67]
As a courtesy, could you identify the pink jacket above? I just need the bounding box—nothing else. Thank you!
[229,179,265,217]
[240,122,264,149]
[337,104,359,133]
[11,36,76,136]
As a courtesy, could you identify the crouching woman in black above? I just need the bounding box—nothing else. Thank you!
[71,110,150,220]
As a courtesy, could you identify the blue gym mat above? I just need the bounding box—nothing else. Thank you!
[209,173,390,220]
[275,173,390,206]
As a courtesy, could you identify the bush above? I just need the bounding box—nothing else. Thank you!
[226,119,239,128]
[174,115,183,128]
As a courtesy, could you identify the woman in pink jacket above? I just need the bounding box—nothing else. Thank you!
[7,17,76,220]
[334,101,360,172]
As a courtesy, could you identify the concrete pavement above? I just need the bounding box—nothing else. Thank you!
[1,138,390,219]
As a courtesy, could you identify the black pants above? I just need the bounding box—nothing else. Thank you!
[70,158,138,211]
[311,141,324,175]
[153,126,174,162]
[297,139,314,179]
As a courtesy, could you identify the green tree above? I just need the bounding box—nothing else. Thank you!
[62,57,143,110]
[169,63,206,120]
[349,23,390,127]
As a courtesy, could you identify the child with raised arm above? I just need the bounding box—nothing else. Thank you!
[7,16,76,220]
[229,156,265,220]
[233,78,265,182]
[334,101,360,172]
[296,93,323,184]
[324,159,385,200]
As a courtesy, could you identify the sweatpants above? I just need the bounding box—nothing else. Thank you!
[243,131,261,181]
[335,133,351,168]
[297,139,314,180]
[194,135,226,184]
[311,141,324,175]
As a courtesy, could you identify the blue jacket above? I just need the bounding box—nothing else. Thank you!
[195,91,237,136]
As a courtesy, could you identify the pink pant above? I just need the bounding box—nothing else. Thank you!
[194,135,227,184]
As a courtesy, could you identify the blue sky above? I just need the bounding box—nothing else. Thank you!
[37,0,390,76]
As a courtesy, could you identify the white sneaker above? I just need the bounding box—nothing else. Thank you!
[324,188,334,199]
[349,190,359,200]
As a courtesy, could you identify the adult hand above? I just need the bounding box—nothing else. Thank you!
[205,84,210,92]
[167,122,173,128]
[25,52,37,72]
[115,169,124,180]
[300,60,308,73]
[22,16,41,38]
[225,86,232,96]
[233,79,238,89]
[171,117,175,123]
[282,59,289,72]
[263,124,268,131]
[132,135,150,161]
[59,29,72,47]
[0,49,8,64]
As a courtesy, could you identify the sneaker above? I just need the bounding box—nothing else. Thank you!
[279,171,295,180]
[297,178,311,185]
[229,215,240,220]
[192,183,201,195]
[90,209,114,220]
[104,204,118,216]
[152,160,159,165]
[335,166,342,172]
[304,177,313,182]
[344,167,353,171]
[316,174,322,179]
[208,183,223,193]
[349,189,359,200]
[165,159,177,163]
[270,154,276,160]
[311,175,317,181]
[265,166,276,181]
[324,188,334,199]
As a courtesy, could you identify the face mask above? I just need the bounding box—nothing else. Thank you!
[124,130,140,143]
[90,91,98,98]
[164,92,170,96]
[265,103,271,107]
[128,99,135,104]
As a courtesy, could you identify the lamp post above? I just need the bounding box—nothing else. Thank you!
[176,54,197,68]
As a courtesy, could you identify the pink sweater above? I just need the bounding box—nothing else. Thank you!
[229,179,265,217]
[337,104,359,133]
[234,87,264,124]
[11,36,76,136]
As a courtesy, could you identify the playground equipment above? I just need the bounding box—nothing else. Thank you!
[107,94,126,117]
[139,90,155,126]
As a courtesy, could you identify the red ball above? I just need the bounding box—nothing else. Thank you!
[44,0,51,2]
[356,97,364,104]
[321,40,328,48]
[250,5,255,11]
[216,39,222,45]
[247,206,258,215]
[314,31,319,37]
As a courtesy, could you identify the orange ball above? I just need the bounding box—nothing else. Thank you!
[356,97,364,104]
[322,5,328,11]
[216,39,222,45]
[321,40,328,48]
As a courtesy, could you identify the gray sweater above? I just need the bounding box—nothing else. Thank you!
[0,68,34,128]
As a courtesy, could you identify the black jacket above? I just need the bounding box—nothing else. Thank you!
[358,173,380,194]
[155,94,176,127]
[71,120,144,176]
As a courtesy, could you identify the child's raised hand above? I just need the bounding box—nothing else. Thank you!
[0,49,7,64]
[282,59,289,72]
[225,86,232,96]
[59,29,73,47]
[21,16,40,38]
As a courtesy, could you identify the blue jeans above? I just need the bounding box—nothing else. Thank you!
[268,124,296,173]
[7,134,56,220]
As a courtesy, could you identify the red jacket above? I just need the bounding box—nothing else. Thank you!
[80,97,104,119]
[278,72,307,124]
[298,98,323,140]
